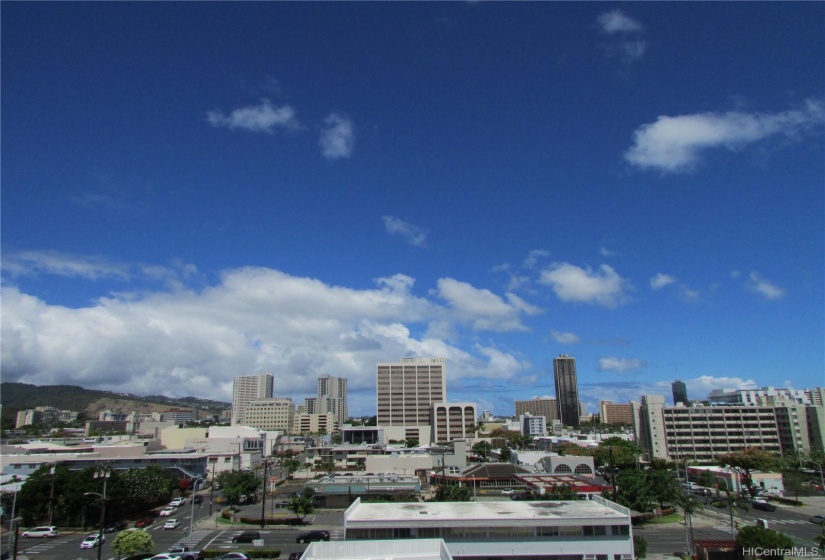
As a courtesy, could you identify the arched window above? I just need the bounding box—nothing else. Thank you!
[574,464,593,475]
[554,464,573,474]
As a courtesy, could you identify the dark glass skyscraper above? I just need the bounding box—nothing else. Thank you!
[672,379,688,406]
[553,354,580,428]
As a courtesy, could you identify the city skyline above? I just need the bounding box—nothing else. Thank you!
[2,3,823,417]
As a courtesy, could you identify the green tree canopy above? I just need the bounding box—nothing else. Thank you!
[112,529,154,556]
[215,470,261,506]
[286,487,316,523]
[433,484,472,502]
[718,448,782,497]
[543,483,578,500]
[735,526,794,559]
[472,441,492,460]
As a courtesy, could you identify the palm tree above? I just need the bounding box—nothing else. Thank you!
[674,491,702,554]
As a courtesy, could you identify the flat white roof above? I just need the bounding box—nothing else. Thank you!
[304,539,453,560]
[346,499,628,527]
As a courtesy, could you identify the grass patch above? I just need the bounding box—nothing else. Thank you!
[649,512,682,524]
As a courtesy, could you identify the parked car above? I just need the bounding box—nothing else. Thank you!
[135,517,155,528]
[21,526,58,538]
[501,489,514,495]
[751,501,776,512]
[170,497,186,507]
[296,530,330,543]
[810,515,825,524]
[122,554,155,560]
[217,554,249,560]
[163,518,181,529]
[159,506,177,516]
[288,553,301,560]
[104,521,127,532]
[231,531,261,543]
[80,534,105,549]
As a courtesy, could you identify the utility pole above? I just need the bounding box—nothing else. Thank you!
[47,463,58,526]
[209,460,217,516]
[260,458,270,529]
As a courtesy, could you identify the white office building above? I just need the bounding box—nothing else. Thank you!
[231,373,274,426]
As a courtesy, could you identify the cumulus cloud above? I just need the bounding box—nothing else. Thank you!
[596,10,646,63]
[319,113,355,160]
[598,357,647,373]
[551,330,580,344]
[625,99,825,173]
[207,98,300,133]
[523,249,550,269]
[0,263,540,414]
[538,262,631,307]
[382,216,427,247]
[650,273,677,290]
[435,278,542,332]
[747,271,785,300]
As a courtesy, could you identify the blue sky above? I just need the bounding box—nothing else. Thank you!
[2,3,823,418]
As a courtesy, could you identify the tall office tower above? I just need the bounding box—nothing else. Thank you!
[317,375,348,424]
[553,355,580,428]
[672,380,688,406]
[377,358,446,426]
[231,373,274,426]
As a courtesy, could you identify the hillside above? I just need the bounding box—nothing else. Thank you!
[1,382,230,426]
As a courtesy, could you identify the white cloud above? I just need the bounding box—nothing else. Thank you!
[599,247,618,257]
[650,273,677,290]
[207,98,300,133]
[598,10,644,34]
[0,264,538,414]
[382,216,427,247]
[523,249,550,269]
[596,10,646,63]
[625,99,825,173]
[319,113,355,160]
[598,357,647,373]
[538,262,631,307]
[2,250,131,281]
[747,271,785,300]
[551,330,580,344]
[435,278,542,332]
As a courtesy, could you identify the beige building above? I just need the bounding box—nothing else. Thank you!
[245,397,295,431]
[231,373,274,426]
[295,412,338,435]
[515,398,557,424]
[377,358,446,426]
[599,401,634,426]
[432,402,477,443]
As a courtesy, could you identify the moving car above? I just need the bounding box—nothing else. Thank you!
[231,531,261,543]
[104,521,127,532]
[21,526,59,538]
[159,506,178,516]
[810,515,825,524]
[135,517,155,528]
[217,554,249,560]
[80,534,105,549]
[751,501,776,512]
[193,495,203,504]
[170,497,186,507]
[501,489,514,495]
[296,530,330,543]
[163,518,181,529]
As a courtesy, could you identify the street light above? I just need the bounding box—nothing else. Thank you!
[188,476,203,547]
[83,466,111,560]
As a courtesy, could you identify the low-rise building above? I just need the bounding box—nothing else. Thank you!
[344,496,634,560]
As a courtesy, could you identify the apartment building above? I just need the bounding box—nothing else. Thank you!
[432,402,477,443]
[599,401,634,426]
[515,397,558,424]
[244,397,295,431]
[16,407,79,428]
[377,358,446,426]
[295,412,338,435]
[708,387,810,406]
[231,373,274,426]
[520,413,547,437]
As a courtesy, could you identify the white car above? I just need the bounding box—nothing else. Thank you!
[170,497,186,507]
[163,518,181,530]
[159,506,178,516]
[80,534,104,549]
[501,489,514,495]
[22,526,59,538]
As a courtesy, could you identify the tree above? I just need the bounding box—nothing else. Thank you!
[499,447,512,463]
[112,529,154,557]
[633,535,647,559]
[286,488,315,523]
[405,438,419,448]
[614,470,656,514]
[646,470,680,509]
[433,484,472,502]
[674,491,702,554]
[543,483,578,500]
[215,470,261,506]
[736,525,794,559]
[472,441,492,461]
[718,448,782,498]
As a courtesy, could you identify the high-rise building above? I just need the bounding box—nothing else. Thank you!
[377,358,446,426]
[231,373,274,426]
[244,397,294,431]
[671,380,688,406]
[432,402,477,443]
[553,355,580,428]
[599,400,634,425]
[515,397,558,424]
[316,375,348,424]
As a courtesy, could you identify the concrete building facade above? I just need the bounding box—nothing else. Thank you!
[231,373,274,426]
[432,402,477,443]
[245,397,295,432]
[599,401,634,426]
[515,398,558,425]
[377,358,446,426]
